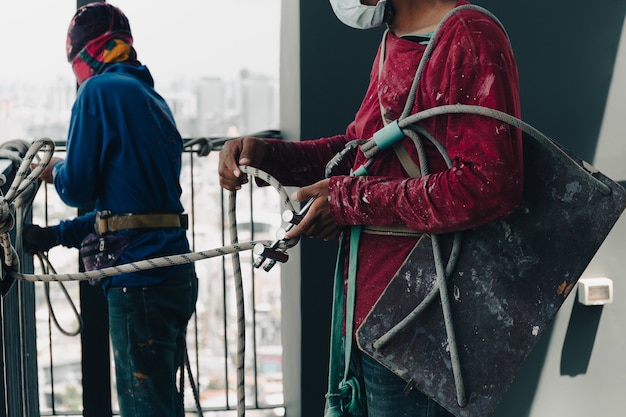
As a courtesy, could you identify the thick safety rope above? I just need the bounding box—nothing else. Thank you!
[4,140,86,337]
[180,341,204,417]
[225,165,298,417]
[11,241,275,282]
[34,253,83,337]
[228,190,247,417]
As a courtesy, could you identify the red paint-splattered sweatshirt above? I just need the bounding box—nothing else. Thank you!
[259,1,523,329]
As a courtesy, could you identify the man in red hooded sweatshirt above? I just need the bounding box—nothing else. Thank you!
[219,1,523,416]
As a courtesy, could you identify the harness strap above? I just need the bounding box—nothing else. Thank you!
[362,225,422,237]
[325,227,365,417]
[392,142,422,178]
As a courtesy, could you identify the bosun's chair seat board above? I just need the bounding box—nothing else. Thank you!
[357,131,626,417]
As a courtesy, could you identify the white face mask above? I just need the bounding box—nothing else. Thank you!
[328,0,388,30]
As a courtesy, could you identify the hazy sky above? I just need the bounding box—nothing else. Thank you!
[0,0,281,84]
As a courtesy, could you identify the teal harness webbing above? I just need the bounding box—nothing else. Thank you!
[324,226,365,417]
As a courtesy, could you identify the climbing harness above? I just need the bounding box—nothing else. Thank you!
[34,252,83,337]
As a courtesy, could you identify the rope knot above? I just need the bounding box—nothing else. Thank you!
[186,137,213,157]
[339,377,366,417]
[325,376,366,417]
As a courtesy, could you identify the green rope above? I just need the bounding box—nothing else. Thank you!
[324,226,366,417]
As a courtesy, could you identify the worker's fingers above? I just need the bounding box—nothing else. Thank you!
[218,137,267,191]
[285,180,340,241]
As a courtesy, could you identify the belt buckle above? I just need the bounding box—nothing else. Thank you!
[180,214,188,230]
[95,210,113,235]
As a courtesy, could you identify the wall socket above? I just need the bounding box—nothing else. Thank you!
[577,277,613,306]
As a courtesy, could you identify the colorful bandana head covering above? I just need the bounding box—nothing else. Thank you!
[66,2,139,84]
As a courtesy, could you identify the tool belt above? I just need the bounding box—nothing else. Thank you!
[95,211,189,235]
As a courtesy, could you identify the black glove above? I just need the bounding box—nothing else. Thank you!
[22,224,59,255]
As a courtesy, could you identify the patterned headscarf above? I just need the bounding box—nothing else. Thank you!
[66,2,140,84]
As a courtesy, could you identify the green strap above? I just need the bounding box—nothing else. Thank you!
[325,236,347,415]
[343,226,360,381]
[324,226,365,417]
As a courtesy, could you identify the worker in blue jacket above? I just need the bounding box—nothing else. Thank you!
[24,3,198,416]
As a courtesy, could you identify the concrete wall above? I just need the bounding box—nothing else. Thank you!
[483,2,626,416]
[280,1,626,416]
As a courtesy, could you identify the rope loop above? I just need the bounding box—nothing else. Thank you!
[0,138,54,274]
[185,137,213,157]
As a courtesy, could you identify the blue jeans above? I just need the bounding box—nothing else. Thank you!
[356,350,454,417]
[107,266,198,417]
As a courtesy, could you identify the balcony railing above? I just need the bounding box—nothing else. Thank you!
[1,136,285,417]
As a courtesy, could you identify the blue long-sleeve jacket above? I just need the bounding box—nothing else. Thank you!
[52,64,190,289]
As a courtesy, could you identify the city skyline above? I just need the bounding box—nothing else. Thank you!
[0,0,281,85]
[0,0,281,143]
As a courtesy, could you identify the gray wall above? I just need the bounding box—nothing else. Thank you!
[280,1,626,416]
[482,2,626,416]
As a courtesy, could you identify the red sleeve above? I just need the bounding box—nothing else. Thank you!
[258,135,353,187]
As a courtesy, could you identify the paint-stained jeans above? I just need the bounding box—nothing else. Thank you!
[358,351,454,417]
[107,266,198,417]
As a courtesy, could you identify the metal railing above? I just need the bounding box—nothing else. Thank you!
[2,138,285,416]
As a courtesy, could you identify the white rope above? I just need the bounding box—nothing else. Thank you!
[227,190,247,417]
[11,240,278,282]
[0,138,55,275]
[4,156,298,286]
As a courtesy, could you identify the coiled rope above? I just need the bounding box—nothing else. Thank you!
[0,138,54,281]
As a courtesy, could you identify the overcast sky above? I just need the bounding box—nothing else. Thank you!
[0,0,281,84]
